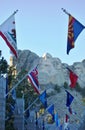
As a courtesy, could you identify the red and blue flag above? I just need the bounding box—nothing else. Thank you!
[27,66,40,94]
[67,15,85,54]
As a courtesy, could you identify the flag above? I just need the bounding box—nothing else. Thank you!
[25,101,30,118]
[55,113,60,127]
[67,67,78,88]
[39,90,47,108]
[68,106,77,115]
[68,106,72,114]
[65,90,74,107]
[67,14,85,54]
[47,104,54,121]
[9,103,15,114]
[69,70,78,88]
[64,114,69,130]
[42,119,45,130]
[11,89,16,100]
[59,125,63,130]
[35,111,38,126]
[25,109,30,119]
[65,114,69,123]
[27,66,40,94]
[0,11,18,58]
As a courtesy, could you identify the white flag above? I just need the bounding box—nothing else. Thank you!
[0,12,18,58]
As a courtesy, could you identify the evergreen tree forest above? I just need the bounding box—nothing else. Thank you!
[0,51,38,130]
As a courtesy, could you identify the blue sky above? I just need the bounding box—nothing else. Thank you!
[0,0,85,65]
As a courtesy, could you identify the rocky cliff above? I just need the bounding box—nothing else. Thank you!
[10,49,85,88]
[10,50,85,130]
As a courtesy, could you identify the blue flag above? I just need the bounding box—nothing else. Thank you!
[25,109,30,118]
[65,90,74,107]
[68,106,77,115]
[59,125,63,130]
[25,101,30,118]
[47,104,54,121]
[55,113,60,127]
[39,90,47,108]
[42,119,45,130]
[67,15,85,54]
[9,103,15,114]
[11,89,16,100]
[35,111,38,126]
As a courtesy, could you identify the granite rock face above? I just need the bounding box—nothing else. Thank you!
[10,50,85,130]
[10,50,85,88]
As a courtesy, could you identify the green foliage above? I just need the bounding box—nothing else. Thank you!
[54,84,61,93]
[74,82,82,92]
[5,118,15,130]
[80,87,85,97]
[82,98,85,105]
[63,82,69,89]
[5,66,39,129]
[73,83,85,97]
[0,57,8,74]
[8,66,16,88]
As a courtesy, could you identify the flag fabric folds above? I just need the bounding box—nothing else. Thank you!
[65,90,74,107]
[27,66,40,94]
[65,114,69,123]
[0,13,18,58]
[68,106,72,114]
[8,103,15,116]
[11,89,16,100]
[42,119,45,130]
[59,125,63,130]
[68,106,77,115]
[67,15,85,54]
[69,70,78,88]
[35,111,38,126]
[64,114,69,130]
[39,90,47,108]
[55,113,60,127]
[67,67,78,88]
[47,104,55,121]
[25,109,30,119]
[25,102,30,118]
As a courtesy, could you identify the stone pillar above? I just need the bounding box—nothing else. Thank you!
[0,76,6,130]
[14,98,24,130]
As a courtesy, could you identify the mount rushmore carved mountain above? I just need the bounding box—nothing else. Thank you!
[10,49,85,130]
[10,49,85,89]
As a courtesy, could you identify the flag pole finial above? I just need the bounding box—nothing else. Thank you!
[13,10,18,15]
[61,8,70,15]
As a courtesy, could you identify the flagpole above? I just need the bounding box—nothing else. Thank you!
[61,8,70,16]
[24,97,39,113]
[1,10,18,26]
[5,74,27,98]
[13,10,18,15]
[24,84,54,113]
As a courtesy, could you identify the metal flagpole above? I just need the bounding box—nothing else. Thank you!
[24,84,55,113]
[24,97,39,113]
[61,8,70,16]
[5,74,27,98]
[0,10,18,26]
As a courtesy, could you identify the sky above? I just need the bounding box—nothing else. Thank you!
[0,0,85,65]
